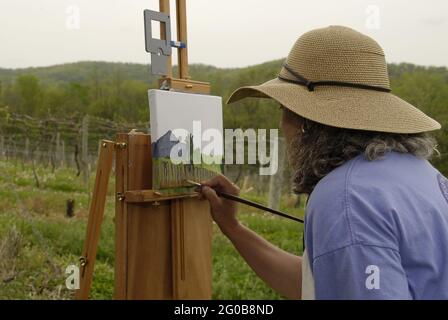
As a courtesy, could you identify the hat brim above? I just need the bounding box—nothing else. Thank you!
[227,78,441,134]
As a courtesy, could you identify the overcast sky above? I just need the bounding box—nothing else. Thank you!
[1,0,447,69]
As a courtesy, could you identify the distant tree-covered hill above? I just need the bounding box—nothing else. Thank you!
[0,59,447,173]
[0,61,225,86]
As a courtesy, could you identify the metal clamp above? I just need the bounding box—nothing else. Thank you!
[79,256,87,267]
[170,40,186,49]
[144,9,172,76]
[115,142,127,150]
[116,193,125,202]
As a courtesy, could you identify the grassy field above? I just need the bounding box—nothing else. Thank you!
[0,159,304,300]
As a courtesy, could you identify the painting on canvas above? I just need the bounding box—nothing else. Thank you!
[149,89,223,194]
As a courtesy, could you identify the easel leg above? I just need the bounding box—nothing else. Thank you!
[75,140,115,300]
[114,134,129,299]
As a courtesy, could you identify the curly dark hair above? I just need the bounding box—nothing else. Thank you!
[287,112,440,195]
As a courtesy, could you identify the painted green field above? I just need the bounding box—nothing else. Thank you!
[153,157,222,192]
[0,160,303,300]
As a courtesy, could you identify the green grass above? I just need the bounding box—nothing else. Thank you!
[0,159,303,300]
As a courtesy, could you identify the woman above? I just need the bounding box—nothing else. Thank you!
[199,26,448,299]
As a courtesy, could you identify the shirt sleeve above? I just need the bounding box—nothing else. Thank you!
[312,244,412,300]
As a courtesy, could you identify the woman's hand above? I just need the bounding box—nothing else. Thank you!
[199,175,241,235]
[199,174,302,299]
[199,175,302,299]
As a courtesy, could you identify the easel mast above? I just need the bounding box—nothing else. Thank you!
[158,0,210,94]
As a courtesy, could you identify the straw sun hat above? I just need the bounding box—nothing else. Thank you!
[227,26,441,134]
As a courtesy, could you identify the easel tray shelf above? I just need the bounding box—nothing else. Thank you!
[123,190,199,203]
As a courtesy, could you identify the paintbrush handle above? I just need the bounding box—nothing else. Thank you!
[185,180,304,224]
[214,190,304,224]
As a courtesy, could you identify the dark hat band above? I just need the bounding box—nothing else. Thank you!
[279,63,391,93]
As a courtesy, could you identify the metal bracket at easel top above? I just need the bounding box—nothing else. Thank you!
[144,9,173,76]
[144,3,210,94]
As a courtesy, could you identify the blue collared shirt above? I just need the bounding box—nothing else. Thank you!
[303,151,448,299]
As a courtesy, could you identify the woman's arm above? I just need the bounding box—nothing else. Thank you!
[200,175,302,299]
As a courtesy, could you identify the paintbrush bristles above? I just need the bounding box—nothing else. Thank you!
[156,162,216,189]
[185,180,201,187]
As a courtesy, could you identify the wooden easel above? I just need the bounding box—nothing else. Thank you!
[75,0,213,300]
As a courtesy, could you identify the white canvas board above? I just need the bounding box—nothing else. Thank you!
[149,89,223,155]
[148,89,223,191]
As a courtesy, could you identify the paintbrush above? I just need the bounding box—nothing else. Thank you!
[186,180,304,224]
